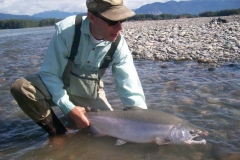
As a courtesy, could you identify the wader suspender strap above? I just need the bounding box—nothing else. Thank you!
[69,14,82,61]
[99,34,121,69]
[62,15,82,88]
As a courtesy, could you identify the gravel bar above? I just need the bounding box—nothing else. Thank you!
[121,15,240,67]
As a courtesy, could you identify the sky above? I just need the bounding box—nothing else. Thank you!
[0,0,188,16]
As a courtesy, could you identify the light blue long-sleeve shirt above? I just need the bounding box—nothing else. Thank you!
[39,15,147,115]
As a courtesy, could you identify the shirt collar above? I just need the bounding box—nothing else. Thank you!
[81,16,110,46]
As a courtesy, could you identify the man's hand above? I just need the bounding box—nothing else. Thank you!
[67,106,90,128]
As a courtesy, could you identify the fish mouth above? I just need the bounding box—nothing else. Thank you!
[170,123,208,145]
[184,130,208,145]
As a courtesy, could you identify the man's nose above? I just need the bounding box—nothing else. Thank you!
[114,22,122,31]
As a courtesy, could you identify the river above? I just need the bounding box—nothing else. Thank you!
[0,26,240,160]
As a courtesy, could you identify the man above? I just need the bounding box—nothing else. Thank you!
[10,0,147,136]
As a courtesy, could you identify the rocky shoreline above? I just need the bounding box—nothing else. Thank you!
[122,15,240,67]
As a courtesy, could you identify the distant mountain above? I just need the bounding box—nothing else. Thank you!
[0,13,41,20]
[0,10,86,20]
[134,0,240,15]
[32,10,85,19]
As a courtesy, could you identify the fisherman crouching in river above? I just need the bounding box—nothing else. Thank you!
[10,0,147,136]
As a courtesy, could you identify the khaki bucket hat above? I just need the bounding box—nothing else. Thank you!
[86,0,135,21]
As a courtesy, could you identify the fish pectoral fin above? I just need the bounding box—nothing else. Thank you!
[90,126,105,137]
[115,139,127,146]
[154,137,170,145]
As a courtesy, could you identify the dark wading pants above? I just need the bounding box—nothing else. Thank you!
[10,74,112,136]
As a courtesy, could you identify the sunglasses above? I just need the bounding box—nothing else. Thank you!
[92,12,126,26]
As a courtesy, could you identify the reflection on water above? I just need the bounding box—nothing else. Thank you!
[0,27,240,160]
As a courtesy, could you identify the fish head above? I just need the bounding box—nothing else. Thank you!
[170,122,207,145]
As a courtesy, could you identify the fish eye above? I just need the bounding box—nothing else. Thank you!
[189,130,194,134]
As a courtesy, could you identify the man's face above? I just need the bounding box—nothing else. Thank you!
[89,12,123,42]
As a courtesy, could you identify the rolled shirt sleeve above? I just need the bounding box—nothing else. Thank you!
[39,23,75,115]
[111,37,147,109]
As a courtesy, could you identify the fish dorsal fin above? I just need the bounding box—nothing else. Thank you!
[154,137,170,145]
[115,139,127,146]
[123,106,142,111]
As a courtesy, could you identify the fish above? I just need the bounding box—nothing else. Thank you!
[85,108,207,146]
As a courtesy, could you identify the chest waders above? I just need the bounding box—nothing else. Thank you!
[10,15,120,136]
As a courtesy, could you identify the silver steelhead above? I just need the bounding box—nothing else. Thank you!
[85,109,207,145]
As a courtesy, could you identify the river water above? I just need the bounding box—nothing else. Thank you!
[0,26,240,160]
